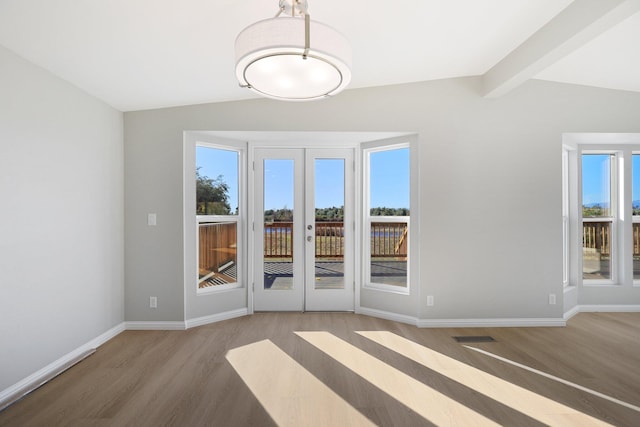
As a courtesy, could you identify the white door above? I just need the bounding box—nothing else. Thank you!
[253,148,354,311]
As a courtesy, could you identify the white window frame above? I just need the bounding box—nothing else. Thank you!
[362,142,410,294]
[580,150,618,286]
[632,151,640,285]
[562,148,570,287]
[196,142,245,294]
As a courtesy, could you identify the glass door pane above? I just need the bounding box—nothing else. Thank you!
[263,159,294,290]
[313,159,345,290]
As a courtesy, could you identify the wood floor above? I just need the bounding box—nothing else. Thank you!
[1,312,639,426]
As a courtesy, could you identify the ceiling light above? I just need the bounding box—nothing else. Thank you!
[235,0,352,101]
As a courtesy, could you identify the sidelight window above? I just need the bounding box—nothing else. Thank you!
[196,145,242,292]
[581,153,616,283]
[364,145,410,291]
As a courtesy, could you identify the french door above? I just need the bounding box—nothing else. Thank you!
[253,148,354,311]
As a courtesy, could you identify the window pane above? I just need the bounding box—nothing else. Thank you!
[369,221,408,287]
[369,148,410,216]
[582,154,613,280]
[196,146,239,215]
[582,221,611,280]
[368,147,409,288]
[199,222,237,288]
[633,154,640,280]
[582,154,612,218]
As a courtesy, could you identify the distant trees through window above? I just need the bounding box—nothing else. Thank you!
[196,167,233,215]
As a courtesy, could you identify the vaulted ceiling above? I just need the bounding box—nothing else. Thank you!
[1,0,638,111]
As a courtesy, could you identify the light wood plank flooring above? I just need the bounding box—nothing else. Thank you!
[1,312,639,426]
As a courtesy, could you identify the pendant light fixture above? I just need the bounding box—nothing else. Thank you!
[235,0,352,101]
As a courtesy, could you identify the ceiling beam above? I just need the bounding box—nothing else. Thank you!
[482,0,640,98]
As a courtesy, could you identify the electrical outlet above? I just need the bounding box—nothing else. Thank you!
[150,296,157,308]
[548,294,556,305]
[427,295,434,306]
[148,213,157,226]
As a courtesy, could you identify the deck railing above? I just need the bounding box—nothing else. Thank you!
[201,220,640,275]
[583,221,610,257]
[314,221,345,259]
[370,222,408,258]
[199,222,237,277]
[262,221,408,259]
[264,222,293,258]
[581,222,640,257]
[201,221,408,263]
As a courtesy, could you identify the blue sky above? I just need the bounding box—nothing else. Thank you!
[582,154,640,205]
[197,146,240,211]
[197,146,410,212]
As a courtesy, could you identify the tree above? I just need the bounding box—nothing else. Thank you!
[196,167,231,215]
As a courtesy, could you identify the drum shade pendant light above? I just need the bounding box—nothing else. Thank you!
[235,0,352,101]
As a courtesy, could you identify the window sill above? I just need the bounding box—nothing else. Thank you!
[363,283,410,295]
[197,283,243,295]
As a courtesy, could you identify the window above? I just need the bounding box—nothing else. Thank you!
[566,134,640,290]
[562,149,569,286]
[364,145,410,291]
[581,153,616,282]
[633,154,640,281]
[196,145,242,292]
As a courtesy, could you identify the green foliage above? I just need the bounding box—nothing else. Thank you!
[262,205,410,221]
[264,207,293,222]
[583,204,609,218]
[196,167,231,215]
[316,206,344,221]
[370,207,410,216]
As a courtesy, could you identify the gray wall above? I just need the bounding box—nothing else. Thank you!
[0,45,124,391]
[124,76,640,323]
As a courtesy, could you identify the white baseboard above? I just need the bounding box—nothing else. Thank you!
[416,318,566,328]
[563,305,581,321]
[575,304,640,313]
[185,308,249,329]
[564,304,640,321]
[357,307,419,326]
[0,322,125,411]
[358,307,567,328]
[124,321,186,330]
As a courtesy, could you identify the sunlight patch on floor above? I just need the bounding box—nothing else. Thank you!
[295,331,500,426]
[464,344,640,414]
[225,339,375,427]
[358,331,613,427]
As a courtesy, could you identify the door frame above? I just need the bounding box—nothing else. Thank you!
[248,142,359,312]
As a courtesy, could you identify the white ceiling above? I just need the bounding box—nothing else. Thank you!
[0,0,638,112]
